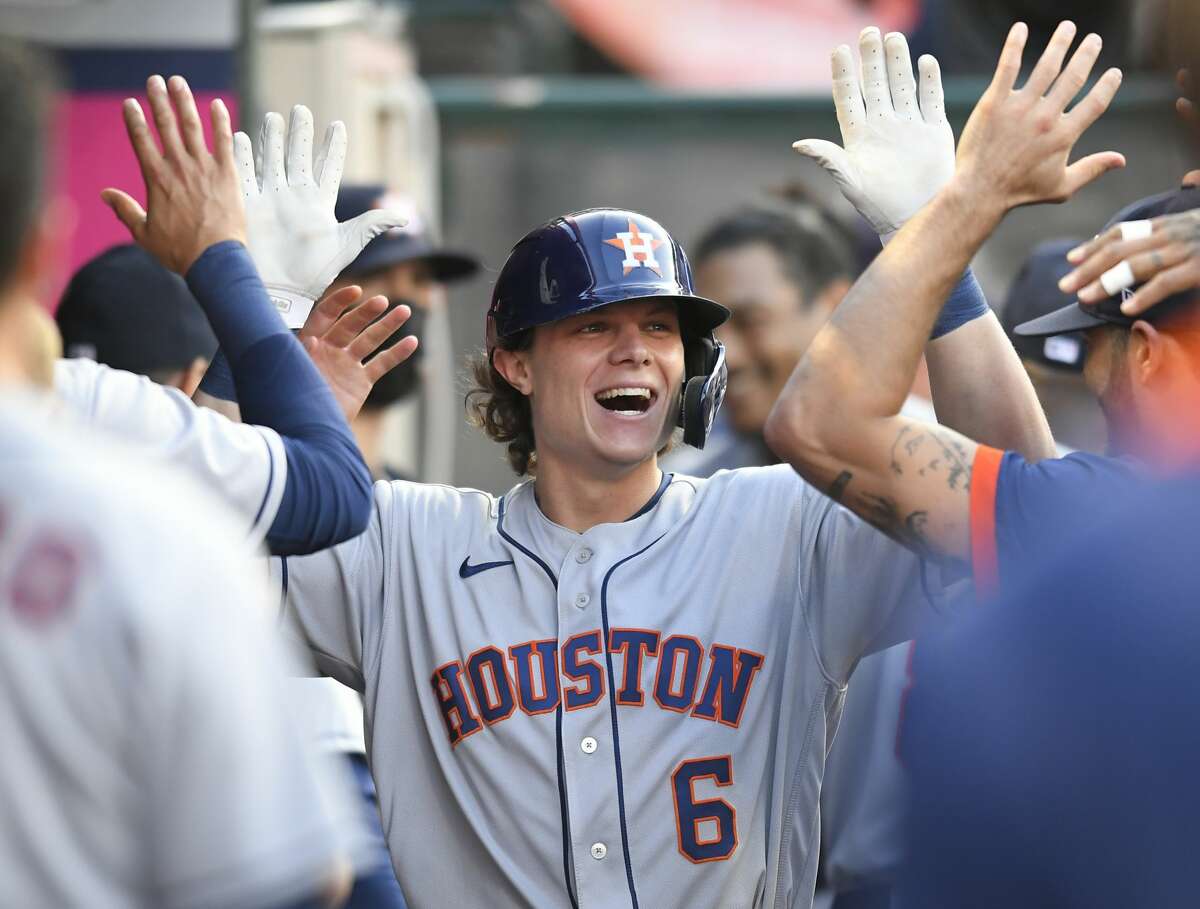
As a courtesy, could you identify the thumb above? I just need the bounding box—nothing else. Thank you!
[346,208,406,246]
[100,188,147,240]
[1063,151,1125,197]
[792,139,853,183]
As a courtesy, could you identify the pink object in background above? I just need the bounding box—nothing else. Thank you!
[552,0,918,91]
[49,91,237,309]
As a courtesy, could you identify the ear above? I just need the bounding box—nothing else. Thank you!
[492,347,533,396]
[1128,320,1164,385]
[810,276,852,315]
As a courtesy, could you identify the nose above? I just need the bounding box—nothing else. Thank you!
[608,321,651,366]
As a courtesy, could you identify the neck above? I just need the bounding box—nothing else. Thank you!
[351,408,387,475]
[532,455,663,533]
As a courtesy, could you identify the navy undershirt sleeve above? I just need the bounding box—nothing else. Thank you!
[186,241,372,555]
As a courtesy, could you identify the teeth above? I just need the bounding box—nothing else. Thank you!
[596,387,651,400]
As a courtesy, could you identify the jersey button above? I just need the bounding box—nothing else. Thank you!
[575,547,593,564]
[581,736,598,754]
[574,593,590,609]
[590,842,607,861]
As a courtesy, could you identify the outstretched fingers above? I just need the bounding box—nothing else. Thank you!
[301,285,364,340]
[858,27,893,121]
[167,75,207,158]
[326,294,388,349]
[99,188,148,240]
[1061,150,1125,198]
[365,335,420,383]
[287,105,315,187]
[884,32,918,121]
[1046,32,1102,113]
[988,21,1029,95]
[916,54,946,124]
[233,131,258,197]
[210,98,234,167]
[145,75,186,162]
[351,303,412,361]
[120,97,161,182]
[1066,66,1123,134]
[316,121,348,205]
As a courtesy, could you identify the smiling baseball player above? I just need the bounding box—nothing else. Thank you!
[257,31,1062,905]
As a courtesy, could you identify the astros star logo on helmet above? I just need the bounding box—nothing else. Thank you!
[604,219,666,276]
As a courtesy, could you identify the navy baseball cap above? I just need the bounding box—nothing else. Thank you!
[1015,186,1200,339]
[56,244,216,375]
[335,186,480,282]
[1001,238,1086,372]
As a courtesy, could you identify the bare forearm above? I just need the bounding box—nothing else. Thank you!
[927,313,1056,461]
[773,180,1002,448]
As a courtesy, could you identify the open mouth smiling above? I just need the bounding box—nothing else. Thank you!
[595,386,656,416]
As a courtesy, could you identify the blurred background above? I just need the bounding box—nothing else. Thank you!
[4,0,1192,494]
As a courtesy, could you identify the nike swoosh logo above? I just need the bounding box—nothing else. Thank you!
[459,556,516,579]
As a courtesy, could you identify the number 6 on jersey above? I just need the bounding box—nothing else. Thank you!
[672,755,738,863]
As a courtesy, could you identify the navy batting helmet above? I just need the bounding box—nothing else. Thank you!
[486,208,730,449]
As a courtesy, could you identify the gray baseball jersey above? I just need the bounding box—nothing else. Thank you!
[53,357,286,545]
[275,465,939,908]
[0,397,367,908]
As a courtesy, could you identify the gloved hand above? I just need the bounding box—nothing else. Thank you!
[234,106,405,328]
[793,28,954,242]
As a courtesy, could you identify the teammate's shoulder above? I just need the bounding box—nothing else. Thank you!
[370,476,500,521]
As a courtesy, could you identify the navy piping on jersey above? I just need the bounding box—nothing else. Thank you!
[628,471,672,521]
[600,532,669,909]
[249,430,276,541]
[277,556,289,625]
[496,496,577,908]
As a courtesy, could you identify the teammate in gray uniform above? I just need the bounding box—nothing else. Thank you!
[0,38,367,908]
[261,43,1055,908]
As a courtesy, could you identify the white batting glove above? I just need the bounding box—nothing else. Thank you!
[793,28,954,243]
[233,106,405,329]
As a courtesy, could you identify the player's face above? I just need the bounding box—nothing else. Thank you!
[523,299,684,475]
[336,260,437,312]
[696,243,830,435]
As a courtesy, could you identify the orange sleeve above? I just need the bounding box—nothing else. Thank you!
[969,445,1003,598]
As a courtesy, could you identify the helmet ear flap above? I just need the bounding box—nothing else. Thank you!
[679,336,728,449]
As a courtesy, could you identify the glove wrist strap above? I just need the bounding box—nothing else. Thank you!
[264,286,316,330]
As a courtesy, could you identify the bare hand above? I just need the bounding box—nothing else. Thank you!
[101,75,244,274]
[1058,209,1200,313]
[953,21,1124,212]
[298,285,420,421]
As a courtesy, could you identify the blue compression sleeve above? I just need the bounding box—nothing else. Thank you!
[197,347,236,401]
[186,242,372,555]
[930,268,989,339]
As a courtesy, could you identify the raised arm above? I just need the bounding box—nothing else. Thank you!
[100,75,403,555]
[766,21,1124,564]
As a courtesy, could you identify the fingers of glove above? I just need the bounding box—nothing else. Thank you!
[145,75,187,162]
[858,27,893,120]
[348,209,407,247]
[1120,259,1200,315]
[1047,32,1102,113]
[286,105,315,187]
[791,139,853,186]
[351,303,412,361]
[830,44,867,140]
[884,32,918,121]
[916,54,947,124]
[327,294,388,349]
[233,131,258,197]
[316,120,347,204]
[988,21,1029,95]
[300,285,363,340]
[260,111,286,192]
[364,335,420,383]
[1023,20,1077,96]
[100,188,148,241]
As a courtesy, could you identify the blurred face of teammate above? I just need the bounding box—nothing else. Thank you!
[495,299,684,479]
[696,243,844,435]
[351,260,436,312]
[1083,315,1200,463]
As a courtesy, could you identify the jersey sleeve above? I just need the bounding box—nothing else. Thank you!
[968,446,1141,595]
[271,479,406,691]
[795,481,932,684]
[143,512,370,909]
[54,358,285,546]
